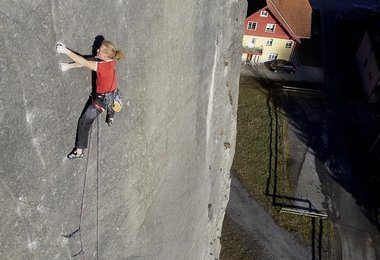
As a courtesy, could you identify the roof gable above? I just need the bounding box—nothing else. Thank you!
[244,7,293,40]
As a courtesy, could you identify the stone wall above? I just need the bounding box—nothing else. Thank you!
[0,1,246,259]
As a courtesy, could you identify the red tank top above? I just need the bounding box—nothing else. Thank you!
[96,60,117,94]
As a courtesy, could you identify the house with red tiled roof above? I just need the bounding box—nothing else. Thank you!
[242,0,312,63]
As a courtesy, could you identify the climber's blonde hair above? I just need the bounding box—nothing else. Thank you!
[102,40,124,61]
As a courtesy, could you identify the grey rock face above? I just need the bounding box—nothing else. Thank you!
[0,1,246,259]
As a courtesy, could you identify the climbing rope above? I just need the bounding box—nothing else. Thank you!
[78,121,93,260]
[62,114,102,259]
[96,114,100,260]
[61,123,92,258]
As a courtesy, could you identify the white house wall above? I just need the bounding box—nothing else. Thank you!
[356,31,380,103]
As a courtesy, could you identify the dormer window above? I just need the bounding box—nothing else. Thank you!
[247,21,257,30]
[265,23,276,33]
[260,11,268,17]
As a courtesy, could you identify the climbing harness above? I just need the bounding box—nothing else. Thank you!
[111,88,123,112]
[92,90,122,114]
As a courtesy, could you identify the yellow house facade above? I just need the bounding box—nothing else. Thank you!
[242,34,295,63]
[242,1,312,64]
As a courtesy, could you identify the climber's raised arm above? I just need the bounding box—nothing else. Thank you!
[56,42,96,71]
[59,62,83,71]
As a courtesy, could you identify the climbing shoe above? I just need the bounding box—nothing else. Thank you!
[67,150,84,159]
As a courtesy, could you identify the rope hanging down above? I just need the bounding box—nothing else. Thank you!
[62,115,101,259]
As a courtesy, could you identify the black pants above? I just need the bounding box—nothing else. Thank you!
[75,97,114,149]
[76,102,100,149]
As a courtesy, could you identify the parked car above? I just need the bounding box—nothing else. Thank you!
[264,59,296,74]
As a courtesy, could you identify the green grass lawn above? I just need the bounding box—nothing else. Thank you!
[220,80,333,259]
[230,82,310,230]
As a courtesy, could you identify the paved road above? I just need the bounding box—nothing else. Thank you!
[241,62,324,85]
[227,175,312,260]
[310,1,380,259]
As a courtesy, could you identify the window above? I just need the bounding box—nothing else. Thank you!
[285,41,292,48]
[266,39,273,46]
[248,38,256,48]
[247,21,257,30]
[265,23,276,33]
[260,11,268,17]
[268,53,278,60]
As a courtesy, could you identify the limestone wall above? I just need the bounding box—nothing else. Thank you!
[0,1,246,259]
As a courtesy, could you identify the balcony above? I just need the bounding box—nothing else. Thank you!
[242,45,263,55]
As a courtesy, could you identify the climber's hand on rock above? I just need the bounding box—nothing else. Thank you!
[59,62,72,71]
[56,42,69,54]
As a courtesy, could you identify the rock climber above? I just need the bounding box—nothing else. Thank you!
[56,40,124,159]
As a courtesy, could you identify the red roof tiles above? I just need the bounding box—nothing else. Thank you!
[266,0,312,41]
